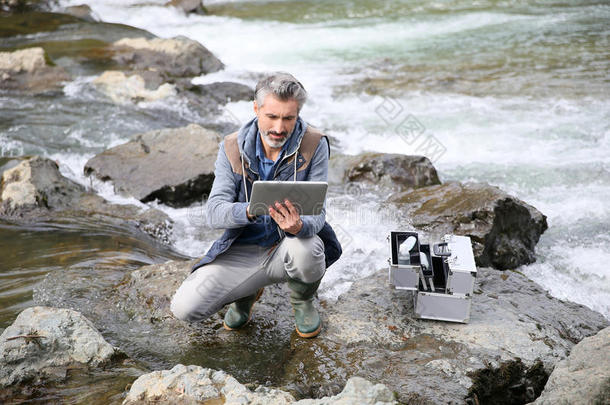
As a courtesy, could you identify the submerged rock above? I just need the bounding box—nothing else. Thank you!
[92,70,177,104]
[532,326,610,405]
[164,0,206,14]
[390,181,548,270]
[84,124,221,207]
[63,4,98,22]
[123,364,395,405]
[110,36,224,78]
[51,257,607,404]
[0,306,121,387]
[0,47,70,92]
[0,156,173,242]
[345,152,441,191]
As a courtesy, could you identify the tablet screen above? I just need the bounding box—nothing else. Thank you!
[249,181,328,216]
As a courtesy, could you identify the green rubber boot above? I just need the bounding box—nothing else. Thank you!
[223,288,264,330]
[287,278,322,338]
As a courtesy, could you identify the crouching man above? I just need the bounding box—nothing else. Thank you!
[170,72,342,338]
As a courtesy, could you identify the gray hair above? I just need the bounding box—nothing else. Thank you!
[254,72,307,112]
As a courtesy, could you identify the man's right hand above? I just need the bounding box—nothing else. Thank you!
[246,205,256,221]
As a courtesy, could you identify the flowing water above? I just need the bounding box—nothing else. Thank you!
[0,0,609,399]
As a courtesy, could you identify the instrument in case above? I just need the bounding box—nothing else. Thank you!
[388,232,477,323]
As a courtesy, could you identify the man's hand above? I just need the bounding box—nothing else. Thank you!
[246,205,256,221]
[269,199,303,235]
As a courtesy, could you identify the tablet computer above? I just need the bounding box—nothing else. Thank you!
[249,181,328,216]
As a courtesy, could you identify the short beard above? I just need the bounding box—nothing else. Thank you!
[261,130,289,149]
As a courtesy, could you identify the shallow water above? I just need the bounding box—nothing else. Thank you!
[0,217,186,329]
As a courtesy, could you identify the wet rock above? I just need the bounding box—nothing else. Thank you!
[63,4,99,22]
[187,81,254,104]
[297,377,396,404]
[0,156,173,242]
[0,306,121,387]
[344,152,441,192]
[313,268,607,404]
[164,0,206,14]
[123,364,395,405]
[390,181,548,269]
[0,0,51,13]
[84,124,221,207]
[0,47,70,92]
[92,70,177,104]
[532,326,610,405]
[123,364,296,404]
[110,36,224,78]
[59,257,607,404]
[328,153,361,185]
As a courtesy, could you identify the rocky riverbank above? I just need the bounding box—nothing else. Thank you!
[2,261,607,403]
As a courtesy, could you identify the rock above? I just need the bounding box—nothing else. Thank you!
[0,306,120,387]
[297,377,396,404]
[0,0,51,12]
[390,181,548,270]
[123,364,296,404]
[164,0,205,14]
[63,4,99,22]
[84,124,221,207]
[0,47,70,92]
[315,268,607,404]
[43,256,607,404]
[110,36,224,78]
[123,364,395,405]
[187,81,254,104]
[0,156,173,242]
[0,47,47,72]
[0,156,87,213]
[328,153,361,186]
[92,70,177,104]
[345,152,441,192]
[532,326,610,405]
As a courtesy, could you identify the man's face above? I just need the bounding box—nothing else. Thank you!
[254,94,299,149]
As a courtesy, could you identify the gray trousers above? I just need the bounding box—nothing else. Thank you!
[170,235,326,322]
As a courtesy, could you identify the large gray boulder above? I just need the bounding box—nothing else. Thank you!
[342,152,441,192]
[0,47,70,92]
[390,181,548,270]
[123,364,395,404]
[0,306,120,387]
[84,124,221,207]
[0,156,173,242]
[109,36,224,78]
[38,258,606,404]
[532,326,610,405]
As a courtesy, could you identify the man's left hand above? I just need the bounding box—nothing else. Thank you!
[269,199,303,235]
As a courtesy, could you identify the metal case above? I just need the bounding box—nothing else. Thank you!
[443,235,477,296]
[413,291,472,324]
[387,231,421,291]
[388,232,477,323]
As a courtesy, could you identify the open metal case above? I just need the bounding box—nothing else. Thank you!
[388,232,477,323]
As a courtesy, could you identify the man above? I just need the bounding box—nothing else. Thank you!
[171,72,341,338]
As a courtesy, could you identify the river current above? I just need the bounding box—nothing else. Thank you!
[1,0,608,333]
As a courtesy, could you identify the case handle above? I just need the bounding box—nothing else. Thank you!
[433,242,451,257]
